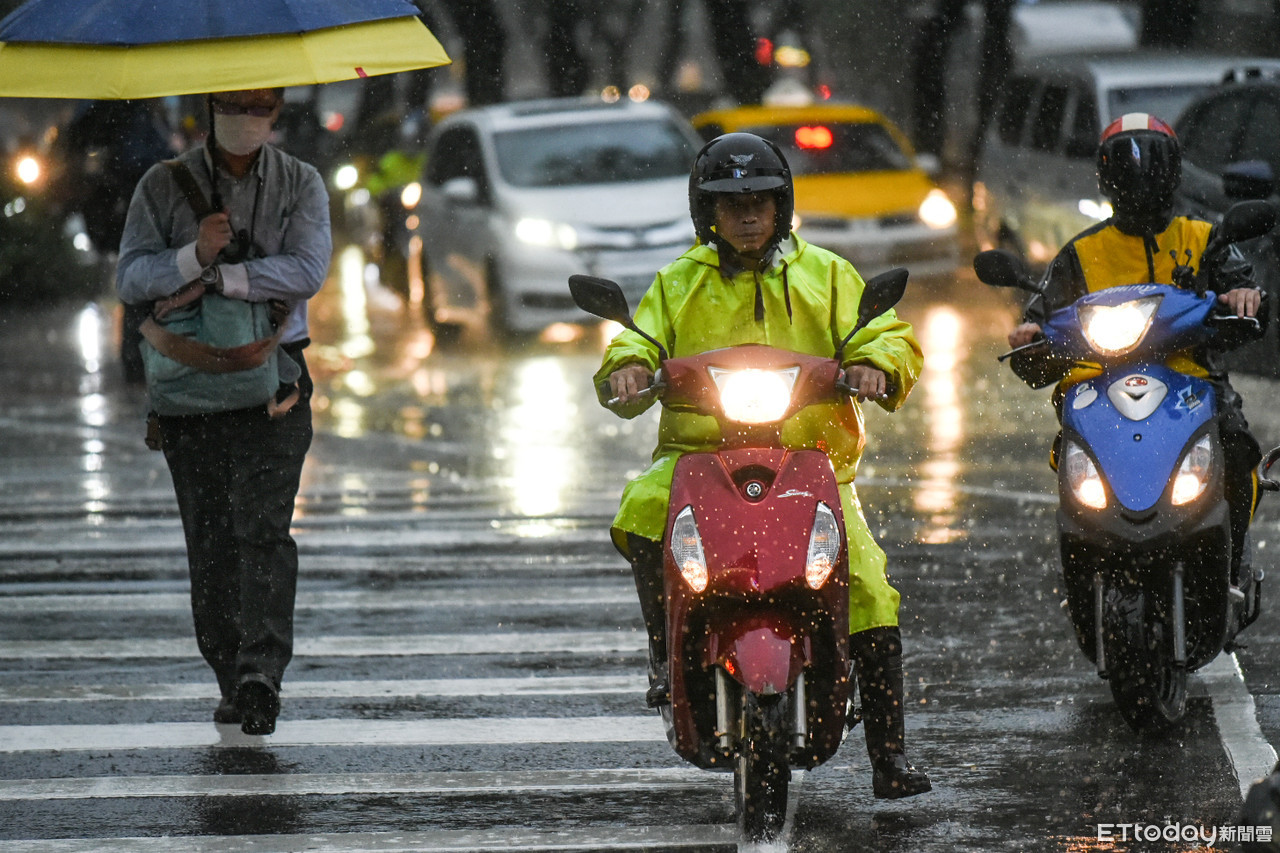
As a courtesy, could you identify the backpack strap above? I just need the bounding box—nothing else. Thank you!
[164,159,214,220]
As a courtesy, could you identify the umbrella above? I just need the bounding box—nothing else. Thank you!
[0,0,450,99]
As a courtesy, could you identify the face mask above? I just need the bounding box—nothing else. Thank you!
[216,114,274,156]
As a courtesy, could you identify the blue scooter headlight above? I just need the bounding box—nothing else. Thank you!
[1062,440,1107,509]
[1171,434,1214,506]
[1078,295,1162,355]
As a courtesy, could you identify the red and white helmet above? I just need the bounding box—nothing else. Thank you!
[1097,113,1181,217]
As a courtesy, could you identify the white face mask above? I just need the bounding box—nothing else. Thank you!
[216,114,274,156]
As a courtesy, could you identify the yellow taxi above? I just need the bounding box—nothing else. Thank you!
[691,103,959,282]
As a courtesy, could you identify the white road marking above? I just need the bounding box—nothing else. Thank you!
[0,825,739,852]
[0,715,667,753]
[0,630,643,660]
[0,675,646,703]
[1199,653,1279,799]
[0,585,631,613]
[0,766,720,801]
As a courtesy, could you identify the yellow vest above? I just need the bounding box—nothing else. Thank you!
[1062,217,1214,386]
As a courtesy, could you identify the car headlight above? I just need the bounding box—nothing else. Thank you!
[1078,198,1114,221]
[1062,440,1107,509]
[670,506,708,592]
[917,188,957,230]
[514,217,579,251]
[1171,434,1213,506]
[805,502,840,589]
[14,155,41,186]
[1078,295,1162,356]
[400,181,422,210]
[708,366,799,424]
[333,163,359,191]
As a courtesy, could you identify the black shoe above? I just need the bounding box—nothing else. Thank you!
[236,677,280,736]
[645,664,670,708]
[872,754,932,800]
[213,695,241,725]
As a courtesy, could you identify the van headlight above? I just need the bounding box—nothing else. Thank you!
[1062,440,1107,509]
[1078,296,1161,355]
[708,366,799,424]
[918,188,957,230]
[515,217,579,251]
[670,506,708,592]
[1171,434,1213,506]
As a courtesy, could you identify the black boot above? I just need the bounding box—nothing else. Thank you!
[851,626,931,800]
[628,535,669,708]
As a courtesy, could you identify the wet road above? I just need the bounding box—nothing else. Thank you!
[1,248,1279,851]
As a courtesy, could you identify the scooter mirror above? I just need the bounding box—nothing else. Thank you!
[569,274,632,324]
[835,267,908,361]
[974,249,1039,293]
[1219,199,1277,244]
[567,274,670,361]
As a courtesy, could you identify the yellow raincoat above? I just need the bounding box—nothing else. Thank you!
[593,235,923,633]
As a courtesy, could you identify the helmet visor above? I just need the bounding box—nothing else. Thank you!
[1101,132,1179,207]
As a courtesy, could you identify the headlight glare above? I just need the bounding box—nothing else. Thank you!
[918,188,957,230]
[805,502,841,588]
[670,506,708,592]
[1079,296,1162,355]
[1171,434,1213,506]
[709,366,799,424]
[514,217,579,250]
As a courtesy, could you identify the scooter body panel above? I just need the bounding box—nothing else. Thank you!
[664,446,851,769]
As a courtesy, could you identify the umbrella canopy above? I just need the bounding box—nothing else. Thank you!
[0,0,450,99]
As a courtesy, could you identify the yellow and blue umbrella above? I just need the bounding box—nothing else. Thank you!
[0,0,450,99]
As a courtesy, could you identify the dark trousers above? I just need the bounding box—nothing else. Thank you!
[159,350,312,699]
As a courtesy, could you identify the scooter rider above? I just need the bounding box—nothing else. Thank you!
[596,132,931,799]
[1007,113,1266,584]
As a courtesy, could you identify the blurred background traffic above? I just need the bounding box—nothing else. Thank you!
[3,0,1280,375]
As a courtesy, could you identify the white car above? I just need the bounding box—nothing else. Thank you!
[408,96,701,338]
[972,51,1280,269]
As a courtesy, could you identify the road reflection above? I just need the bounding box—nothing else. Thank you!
[916,304,965,543]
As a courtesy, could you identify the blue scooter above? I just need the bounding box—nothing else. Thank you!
[975,200,1280,732]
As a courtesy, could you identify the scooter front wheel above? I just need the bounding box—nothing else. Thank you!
[1103,588,1187,733]
[734,691,790,842]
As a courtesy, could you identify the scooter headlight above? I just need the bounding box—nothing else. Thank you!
[708,366,799,424]
[670,505,708,592]
[805,501,841,589]
[1063,440,1107,510]
[1171,434,1214,506]
[1078,296,1162,356]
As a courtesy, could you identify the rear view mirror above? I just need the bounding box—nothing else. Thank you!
[568,274,669,361]
[569,274,632,324]
[836,267,908,360]
[1219,199,1277,243]
[974,249,1039,293]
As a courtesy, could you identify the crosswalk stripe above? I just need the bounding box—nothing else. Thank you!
[0,675,647,703]
[0,825,739,852]
[0,767,719,801]
[0,585,632,613]
[0,715,668,752]
[0,630,643,660]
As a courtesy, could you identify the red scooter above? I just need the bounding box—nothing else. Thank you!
[571,268,908,841]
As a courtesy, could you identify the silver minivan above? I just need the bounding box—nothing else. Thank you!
[972,51,1280,269]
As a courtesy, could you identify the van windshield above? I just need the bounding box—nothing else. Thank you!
[493,119,696,187]
[1107,84,1212,126]
[741,122,913,175]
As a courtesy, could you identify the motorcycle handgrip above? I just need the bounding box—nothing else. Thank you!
[836,374,896,401]
[997,336,1049,363]
[606,372,666,408]
[1208,312,1263,333]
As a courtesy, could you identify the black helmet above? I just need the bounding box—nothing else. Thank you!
[1097,113,1181,225]
[689,132,794,249]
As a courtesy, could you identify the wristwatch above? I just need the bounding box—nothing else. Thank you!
[199,265,222,293]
